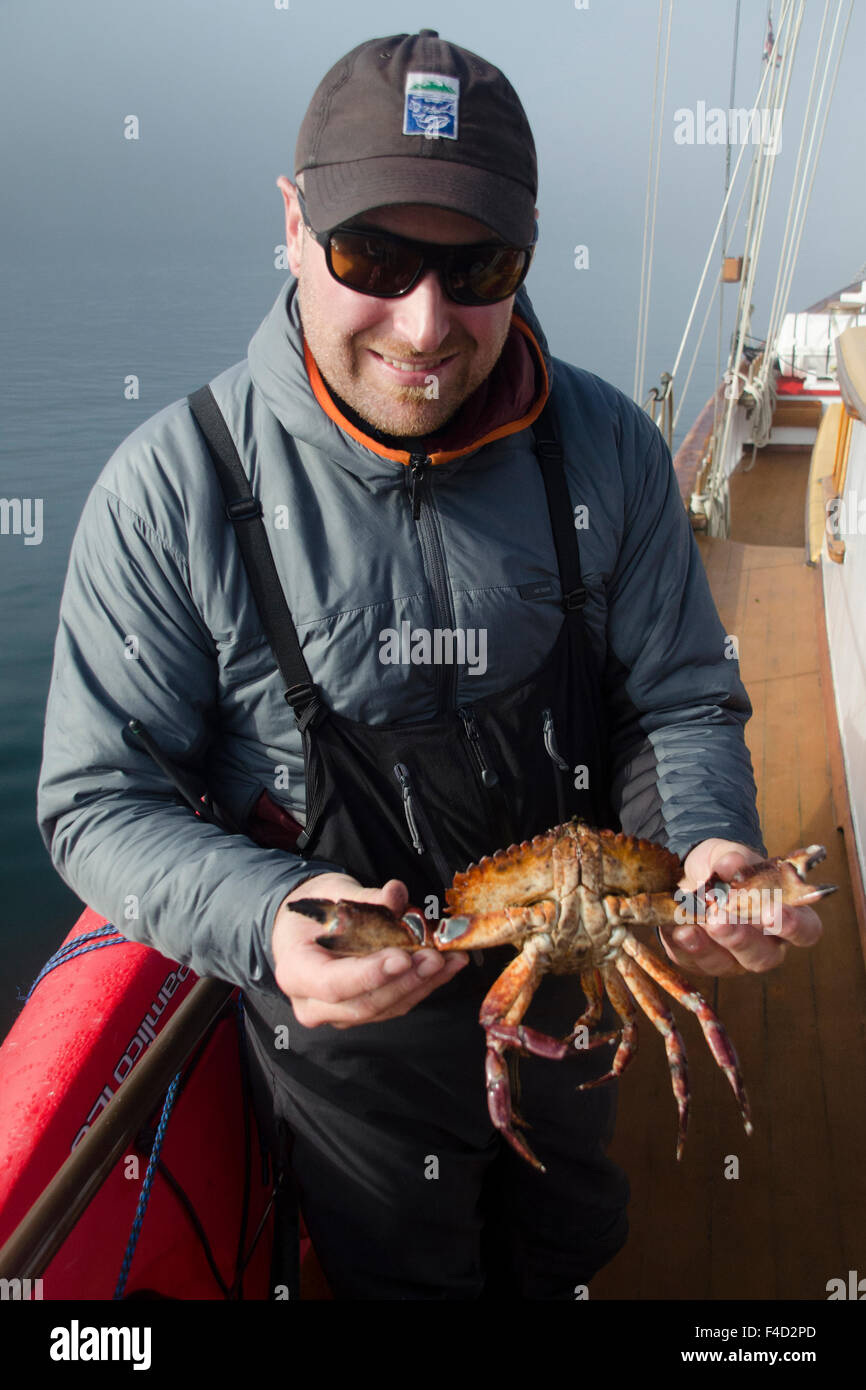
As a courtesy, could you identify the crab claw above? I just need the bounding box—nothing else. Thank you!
[291,899,435,954]
[706,844,837,914]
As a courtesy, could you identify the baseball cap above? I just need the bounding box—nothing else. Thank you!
[294,29,537,245]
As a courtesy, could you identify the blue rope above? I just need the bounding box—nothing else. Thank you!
[21,925,239,1297]
[21,920,215,1298]
[23,925,127,1003]
[114,1071,181,1300]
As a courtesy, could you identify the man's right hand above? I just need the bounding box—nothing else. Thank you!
[271,872,469,1028]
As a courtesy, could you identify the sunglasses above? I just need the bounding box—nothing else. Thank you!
[296,189,536,306]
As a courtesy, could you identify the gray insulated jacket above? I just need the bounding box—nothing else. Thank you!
[38,276,765,999]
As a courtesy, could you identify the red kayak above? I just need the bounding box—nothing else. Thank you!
[0,908,276,1299]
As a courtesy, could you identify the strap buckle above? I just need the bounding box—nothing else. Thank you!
[535,438,563,461]
[225,497,262,522]
[284,682,317,709]
[284,684,325,732]
[563,587,587,611]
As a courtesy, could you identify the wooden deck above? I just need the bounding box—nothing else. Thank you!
[728,446,812,548]
[592,455,866,1300]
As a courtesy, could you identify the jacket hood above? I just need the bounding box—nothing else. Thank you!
[247,275,552,467]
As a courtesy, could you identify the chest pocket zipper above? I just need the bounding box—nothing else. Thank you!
[458,708,499,787]
[542,707,569,823]
[393,762,484,968]
[457,708,514,851]
[393,762,454,893]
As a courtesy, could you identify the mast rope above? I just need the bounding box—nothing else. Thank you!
[674,162,755,436]
[704,0,805,530]
[758,0,854,398]
[633,0,674,406]
[662,2,788,423]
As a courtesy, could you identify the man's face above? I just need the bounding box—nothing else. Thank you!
[279,177,518,438]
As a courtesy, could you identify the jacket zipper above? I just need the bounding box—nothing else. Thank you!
[406,454,458,712]
[406,460,510,843]
[409,455,427,522]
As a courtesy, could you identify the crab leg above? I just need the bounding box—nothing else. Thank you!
[607,891,686,927]
[711,845,837,923]
[615,954,690,1160]
[621,934,752,1142]
[573,967,605,1030]
[479,939,556,1172]
[435,899,558,950]
[562,967,620,1051]
[576,965,639,1085]
[605,845,836,934]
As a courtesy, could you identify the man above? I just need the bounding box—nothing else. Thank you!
[38,31,821,1299]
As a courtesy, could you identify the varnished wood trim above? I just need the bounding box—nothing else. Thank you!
[771,398,823,429]
[833,409,852,493]
[673,385,723,509]
[674,356,753,514]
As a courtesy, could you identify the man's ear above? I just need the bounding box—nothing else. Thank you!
[277,175,304,276]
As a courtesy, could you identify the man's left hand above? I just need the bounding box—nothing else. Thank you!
[657,838,824,977]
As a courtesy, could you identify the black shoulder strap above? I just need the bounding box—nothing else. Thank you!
[187,384,323,729]
[531,401,587,613]
[188,386,584,725]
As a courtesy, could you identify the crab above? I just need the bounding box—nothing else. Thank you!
[292,819,836,1171]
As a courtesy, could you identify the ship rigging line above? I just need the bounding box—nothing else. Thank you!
[704,0,806,528]
[757,0,854,406]
[706,0,851,513]
[675,156,754,438]
[714,0,743,448]
[654,0,794,438]
[633,0,674,407]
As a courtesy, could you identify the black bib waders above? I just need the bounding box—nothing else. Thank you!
[188,386,631,1300]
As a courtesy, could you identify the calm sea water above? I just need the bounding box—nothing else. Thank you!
[0,257,278,1040]
[0,254,719,1044]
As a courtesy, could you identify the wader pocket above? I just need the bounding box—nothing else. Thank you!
[393,762,455,894]
[458,707,513,848]
[542,707,570,824]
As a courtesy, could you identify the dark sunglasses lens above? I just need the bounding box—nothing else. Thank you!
[326,228,530,303]
[448,246,528,303]
[327,230,421,296]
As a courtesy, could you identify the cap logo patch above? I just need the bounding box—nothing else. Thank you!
[403,72,459,140]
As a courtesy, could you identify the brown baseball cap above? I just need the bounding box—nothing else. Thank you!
[294,30,537,246]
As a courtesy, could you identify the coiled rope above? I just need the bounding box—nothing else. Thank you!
[23,924,127,1002]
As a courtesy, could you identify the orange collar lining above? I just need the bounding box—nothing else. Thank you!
[303,315,550,465]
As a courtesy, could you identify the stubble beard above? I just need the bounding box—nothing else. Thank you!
[297,277,511,438]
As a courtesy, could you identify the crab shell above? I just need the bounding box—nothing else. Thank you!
[442,822,683,971]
